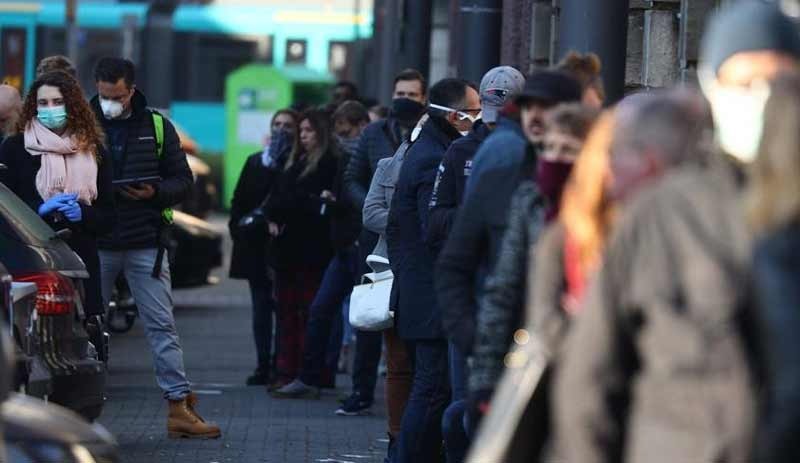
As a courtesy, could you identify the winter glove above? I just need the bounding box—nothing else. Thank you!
[57,199,82,223]
[38,193,77,217]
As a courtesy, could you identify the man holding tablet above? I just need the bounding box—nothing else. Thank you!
[91,57,221,439]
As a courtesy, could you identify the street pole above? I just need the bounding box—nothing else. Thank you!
[400,0,433,81]
[457,0,502,84]
[558,0,630,103]
[66,0,79,68]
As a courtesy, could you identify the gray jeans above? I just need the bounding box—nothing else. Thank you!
[99,248,190,401]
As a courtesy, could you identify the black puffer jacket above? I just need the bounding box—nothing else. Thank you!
[91,90,193,250]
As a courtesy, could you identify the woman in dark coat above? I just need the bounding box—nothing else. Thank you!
[0,71,115,318]
[265,109,338,388]
[228,108,298,386]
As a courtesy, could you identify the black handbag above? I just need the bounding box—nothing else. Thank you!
[236,194,271,239]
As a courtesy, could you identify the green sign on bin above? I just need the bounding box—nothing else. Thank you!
[224,64,333,208]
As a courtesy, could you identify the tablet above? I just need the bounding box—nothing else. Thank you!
[112,175,162,188]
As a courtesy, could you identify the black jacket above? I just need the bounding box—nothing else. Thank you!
[386,116,461,340]
[91,90,193,250]
[228,152,281,280]
[754,222,800,462]
[266,149,338,271]
[0,134,116,315]
[343,117,405,211]
[329,144,362,251]
[435,121,533,355]
[427,120,491,254]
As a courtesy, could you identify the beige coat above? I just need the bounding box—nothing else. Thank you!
[553,159,759,463]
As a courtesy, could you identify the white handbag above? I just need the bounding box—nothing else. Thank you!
[349,255,394,331]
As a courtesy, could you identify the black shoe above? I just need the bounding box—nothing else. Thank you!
[246,370,269,386]
[335,393,372,416]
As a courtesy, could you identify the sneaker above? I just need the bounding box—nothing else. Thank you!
[270,379,320,399]
[335,393,372,416]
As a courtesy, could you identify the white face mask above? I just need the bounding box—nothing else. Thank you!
[459,130,470,137]
[700,68,771,163]
[100,98,125,119]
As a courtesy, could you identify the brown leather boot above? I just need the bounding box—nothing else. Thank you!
[167,392,221,439]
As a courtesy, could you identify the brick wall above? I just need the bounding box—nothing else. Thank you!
[502,0,723,90]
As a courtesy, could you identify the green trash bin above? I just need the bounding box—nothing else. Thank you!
[223,64,333,208]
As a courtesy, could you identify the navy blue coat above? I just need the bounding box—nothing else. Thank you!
[427,120,492,255]
[386,116,461,340]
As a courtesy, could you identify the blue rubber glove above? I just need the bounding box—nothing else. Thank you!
[38,193,77,217]
[58,200,82,223]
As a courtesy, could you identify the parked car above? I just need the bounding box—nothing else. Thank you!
[3,393,118,463]
[0,182,106,421]
[169,210,223,288]
[2,263,118,463]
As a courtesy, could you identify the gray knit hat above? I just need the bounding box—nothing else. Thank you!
[701,1,800,75]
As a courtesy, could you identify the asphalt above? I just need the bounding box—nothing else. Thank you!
[97,214,388,463]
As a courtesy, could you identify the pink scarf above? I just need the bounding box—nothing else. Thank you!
[24,118,98,205]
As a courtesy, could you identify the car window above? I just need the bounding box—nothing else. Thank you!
[0,184,57,246]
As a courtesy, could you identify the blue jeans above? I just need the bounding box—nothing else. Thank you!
[352,328,382,402]
[442,343,470,462]
[396,339,450,463]
[99,248,190,401]
[299,248,357,386]
[248,277,276,373]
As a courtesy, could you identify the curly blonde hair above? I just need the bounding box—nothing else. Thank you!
[17,71,105,156]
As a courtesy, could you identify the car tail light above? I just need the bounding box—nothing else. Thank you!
[13,272,75,316]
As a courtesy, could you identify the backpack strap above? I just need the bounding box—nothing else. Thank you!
[152,112,165,158]
[149,111,173,226]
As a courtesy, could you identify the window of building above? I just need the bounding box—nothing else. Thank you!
[286,39,307,64]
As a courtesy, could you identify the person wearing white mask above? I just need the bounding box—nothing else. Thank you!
[553,3,800,463]
[90,57,221,439]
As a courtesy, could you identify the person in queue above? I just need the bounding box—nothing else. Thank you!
[747,73,800,462]
[0,84,21,144]
[386,78,480,463]
[229,108,299,386]
[468,103,598,435]
[264,110,339,391]
[556,51,605,109]
[339,68,427,416]
[553,3,800,462]
[271,102,371,399]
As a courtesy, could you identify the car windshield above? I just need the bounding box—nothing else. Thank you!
[0,184,57,246]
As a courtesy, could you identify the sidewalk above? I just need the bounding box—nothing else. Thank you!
[98,215,388,463]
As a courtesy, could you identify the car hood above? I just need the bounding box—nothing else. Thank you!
[172,210,223,239]
[3,393,116,446]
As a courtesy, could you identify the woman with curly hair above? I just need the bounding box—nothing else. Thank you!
[0,70,115,317]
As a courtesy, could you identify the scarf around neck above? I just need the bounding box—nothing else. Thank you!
[24,118,98,205]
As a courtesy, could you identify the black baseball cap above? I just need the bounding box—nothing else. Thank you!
[516,70,583,106]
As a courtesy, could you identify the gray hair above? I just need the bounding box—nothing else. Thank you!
[612,89,712,166]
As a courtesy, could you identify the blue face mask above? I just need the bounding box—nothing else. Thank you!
[37,106,68,130]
